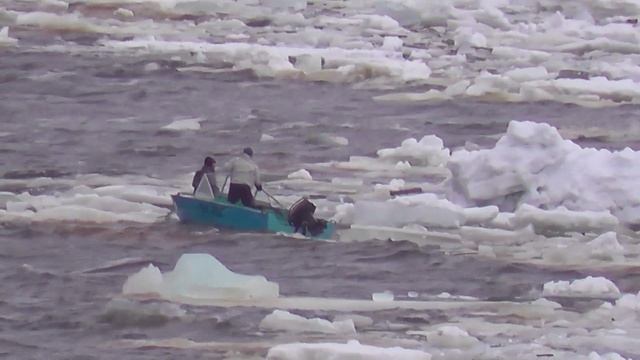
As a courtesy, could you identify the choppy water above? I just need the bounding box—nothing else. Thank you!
[3,0,640,359]
[1,47,639,359]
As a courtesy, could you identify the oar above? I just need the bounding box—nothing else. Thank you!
[221,176,229,193]
[261,188,285,209]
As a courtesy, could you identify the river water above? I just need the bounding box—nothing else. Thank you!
[2,0,640,359]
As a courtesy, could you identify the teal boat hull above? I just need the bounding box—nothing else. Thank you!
[171,194,335,240]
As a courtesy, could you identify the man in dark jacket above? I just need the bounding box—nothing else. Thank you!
[192,156,220,196]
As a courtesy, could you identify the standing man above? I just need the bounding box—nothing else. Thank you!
[192,156,220,196]
[225,147,262,207]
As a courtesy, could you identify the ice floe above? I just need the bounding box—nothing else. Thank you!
[586,231,625,261]
[123,253,280,301]
[417,325,481,349]
[8,0,640,106]
[543,276,621,298]
[259,309,356,335]
[266,340,431,360]
[377,135,450,167]
[161,117,203,131]
[0,26,17,46]
[449,121,640,227]
[372,290,395,302]
[287,169,312,180]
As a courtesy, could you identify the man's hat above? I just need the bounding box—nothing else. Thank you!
[243,147,254,157]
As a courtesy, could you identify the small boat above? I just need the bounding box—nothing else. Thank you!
[171,177,335,240]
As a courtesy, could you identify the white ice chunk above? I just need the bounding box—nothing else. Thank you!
[161,117,202,131]
[16,12,99,33]
[122,264,164,295]
[531,298,562,309]
[351,193,465,229]
[488,212,516,230]
[504,66,552,82]
[377,135,450,166]
[261,0,306,11]
[332,314,374,329]
[143,62,160,72]
[353,14,403,32]
[512,204,619,235]
[103,38,431,84]
[477,245,496,258]
[306,133,349,146]
[2,192,170,223]
[375,0,452,27]
[615,291,640,311]
[332,203,355,225]
[123,254,279,301]
[260,133,275,142]
[466,71,515,97]
[373,178,406,193]
[6,201,33,212]
[526,77,640,103]
[588,352,630,360]
[543,276,621,298]
[372,291,394,302]
[331,177,364,186]
[292,54,323,73]
[444,80,471,97]
[424,325,480,348]
[0,27,17,46]
[460,224,536,245]
[462,206,499,225]
[259,310,356,335]
[587,232,624,260]
[267,340,431,360]
[287,169,312,180]
[382,36,403,51]
[113,8,134,18]
[449,120,640,227]
[491,46,552,64]
[454,27,487,51]
[0,192,19,209]
[395,161,412,170]
[472,5,511,30]
[374,90,450,103]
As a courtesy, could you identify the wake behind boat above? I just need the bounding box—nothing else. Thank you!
[171,176,335,240]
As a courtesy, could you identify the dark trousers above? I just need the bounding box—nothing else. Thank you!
[228,183,255,207]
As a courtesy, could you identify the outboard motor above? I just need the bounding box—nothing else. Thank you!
[288,198,327,236]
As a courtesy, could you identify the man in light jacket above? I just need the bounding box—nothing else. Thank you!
[225,147,262,207]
